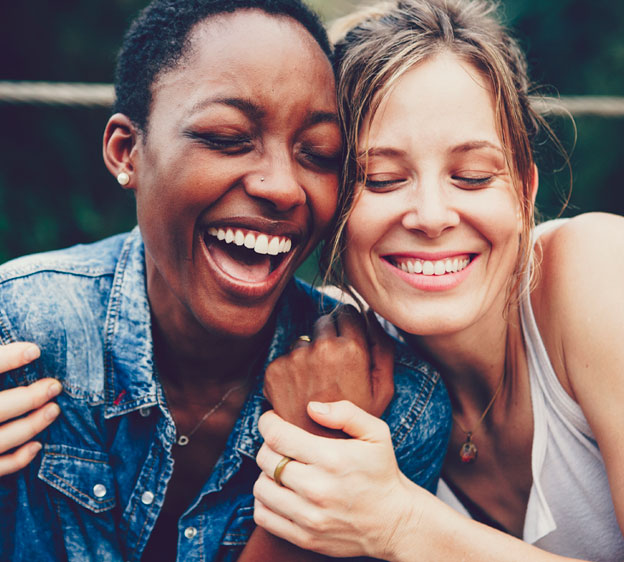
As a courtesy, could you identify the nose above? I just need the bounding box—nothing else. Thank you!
[245,149,306,212]
[401,179,459,238]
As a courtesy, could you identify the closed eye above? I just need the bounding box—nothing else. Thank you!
[363,177,406,192]
[452,175,494,189]
[186,132,253,154]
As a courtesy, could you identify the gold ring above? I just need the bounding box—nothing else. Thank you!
[290,334,311,351]
[273,456,292,487]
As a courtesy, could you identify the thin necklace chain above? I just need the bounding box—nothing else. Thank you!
[165,375,252,447]
[452,369,505,436]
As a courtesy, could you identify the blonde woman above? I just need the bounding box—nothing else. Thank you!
[253,1,624,560]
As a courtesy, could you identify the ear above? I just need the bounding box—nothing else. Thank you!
[102,113,141,190]
[529,163,539,204]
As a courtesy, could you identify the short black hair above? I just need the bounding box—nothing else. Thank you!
[113,0,331,132]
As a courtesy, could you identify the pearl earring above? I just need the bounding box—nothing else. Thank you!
[117,172,130,186]
[260,177,265,182]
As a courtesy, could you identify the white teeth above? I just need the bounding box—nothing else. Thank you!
[207,228,293,256]
[396,256,471,276]
[244,233,256,249]
[255,234,269,255]
[267,237,280,256]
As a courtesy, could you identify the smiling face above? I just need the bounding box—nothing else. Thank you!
[344,52,523,336]
[129,10,340,341]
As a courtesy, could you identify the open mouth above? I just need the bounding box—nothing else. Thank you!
[388,255,474,276]
[204,227,294,284]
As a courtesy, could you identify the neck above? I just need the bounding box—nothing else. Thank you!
[151,311,273,400]
[408,305,525,420]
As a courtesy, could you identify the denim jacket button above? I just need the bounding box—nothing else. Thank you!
[139,407,151,417]
[141,491,154,505]
[93,484,107,498]
[184,527,198,540]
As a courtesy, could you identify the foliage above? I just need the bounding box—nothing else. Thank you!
[0,0,622,267]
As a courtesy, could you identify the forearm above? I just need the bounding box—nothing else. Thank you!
[238,527,327,562]
[387,478,588,562]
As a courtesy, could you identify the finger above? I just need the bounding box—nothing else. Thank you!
[0,378,62,423]
[257,442,307,487]
[290,335,312,351]
[253,498,312,551]
[0,441,42,477]
[0,402,60,453]
[0,343,40,372]
[254,472,317,522]
[306,400,389,442]
[334,305,368,347]
[258,410,335,464]
[311,314,337,341]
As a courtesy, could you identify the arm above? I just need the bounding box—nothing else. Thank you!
[253,401,586,562]
[0,342,62,476]
[534,213,624,535]
[238,307,394,562]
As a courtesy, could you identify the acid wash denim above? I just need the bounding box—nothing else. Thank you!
[0,227,451,562]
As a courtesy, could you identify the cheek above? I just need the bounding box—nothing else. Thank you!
[307,175,340,234]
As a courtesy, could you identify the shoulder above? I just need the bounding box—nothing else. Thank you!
[0,231,136,387]
[532,213,624,399]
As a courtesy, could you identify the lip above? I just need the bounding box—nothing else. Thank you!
[197,216,306,300]
[381,252,479,292]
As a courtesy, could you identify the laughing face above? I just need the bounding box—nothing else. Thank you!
[344,52,522,337]
[127,11,341,340]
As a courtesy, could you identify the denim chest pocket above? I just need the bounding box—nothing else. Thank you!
[221,505,255,546]
[38,444,116,513]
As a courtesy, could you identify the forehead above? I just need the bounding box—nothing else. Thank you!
[149,10,336,121]
[366,52,499,147]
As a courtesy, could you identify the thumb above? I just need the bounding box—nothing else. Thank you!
[306,400,388,442]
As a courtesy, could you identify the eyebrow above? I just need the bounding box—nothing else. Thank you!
[450,140,503,154]
[187,98,339,127]
[358,141,503,159]
[357,147,407,159]
[188,97,266,121]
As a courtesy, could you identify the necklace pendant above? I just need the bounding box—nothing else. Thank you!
[459,432,477,464]
[177,435,190,447]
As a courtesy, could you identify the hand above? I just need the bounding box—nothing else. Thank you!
[254,401,423,560]
[0,343,62,476]
[264,307,394,437]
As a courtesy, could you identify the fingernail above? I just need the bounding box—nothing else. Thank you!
[45,403,60,421]
[309,401,330,414]
[47,380,62,399]
[23,345,40,362]
[29,442,42,455]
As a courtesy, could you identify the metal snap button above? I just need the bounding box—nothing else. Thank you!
[141,491,155,505]
[93,484,107,498]
[139,407,151,417]
[184,526,198,540]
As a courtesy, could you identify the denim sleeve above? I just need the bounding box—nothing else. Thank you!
[383,349,452,493]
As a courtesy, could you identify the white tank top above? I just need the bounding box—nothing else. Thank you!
[437,219,624,561]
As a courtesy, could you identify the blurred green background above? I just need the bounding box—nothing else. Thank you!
[0,0,622,271]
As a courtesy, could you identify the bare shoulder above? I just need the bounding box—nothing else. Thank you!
[531,212,624,401]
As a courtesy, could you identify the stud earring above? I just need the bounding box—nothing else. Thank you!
[260,177,265,182]
[117,172,130,186]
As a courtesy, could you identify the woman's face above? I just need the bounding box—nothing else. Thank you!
[344,52,522,336]
[131,11,341,340]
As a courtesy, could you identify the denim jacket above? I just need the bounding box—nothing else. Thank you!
[0,228,451,562]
